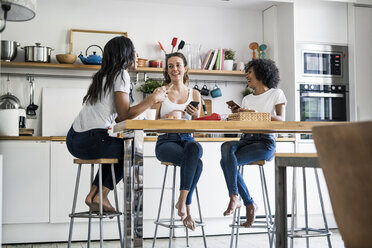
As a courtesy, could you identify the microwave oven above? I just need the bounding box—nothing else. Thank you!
[296,43,348,85]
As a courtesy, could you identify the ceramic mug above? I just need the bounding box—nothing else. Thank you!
[236,61,245,71]
[193,84,200,92]
[200,84,210,96]
[211,85,222,98]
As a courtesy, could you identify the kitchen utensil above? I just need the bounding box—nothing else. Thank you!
[259,44,267,59]
[177,40,185,52]
[249,42,259,59]
[26,76,38,119]
[149,59,162,68]
[56,53,77,64]
[0,74,21,109]
[158,41,167,54]
[78,44,103,65]
[211,84,222,98]
[171,37,178,53]
[22,43,54,63]
[1,40,20,61]
[137,58,147,67]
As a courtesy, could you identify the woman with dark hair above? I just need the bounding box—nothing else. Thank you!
[66,36,167,212]
[220,59,287,227]
[151,52,203,230]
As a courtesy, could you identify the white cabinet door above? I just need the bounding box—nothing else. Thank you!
[50,141,122,224]
[0,141,50,224]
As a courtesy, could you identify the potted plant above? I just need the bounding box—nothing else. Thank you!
[138,78,164,98]
[224,48,235,71]
[241,86,253,97]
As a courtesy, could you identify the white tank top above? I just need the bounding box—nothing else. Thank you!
[160,87,193,118]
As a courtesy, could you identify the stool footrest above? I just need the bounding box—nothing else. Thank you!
[288,228,332,238]
[154,219,206,229]
[230,223,274,229]
[69,211,122,219]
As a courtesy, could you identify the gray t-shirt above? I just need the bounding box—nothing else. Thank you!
[72,70,130,132]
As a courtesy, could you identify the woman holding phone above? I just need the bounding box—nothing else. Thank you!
[151,52,203,231]
[220,59,287,227]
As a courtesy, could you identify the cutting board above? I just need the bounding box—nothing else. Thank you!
[42,88,87,136]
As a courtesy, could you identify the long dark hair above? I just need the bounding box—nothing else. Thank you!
[163,52,189,85]
[245,59,280,88]
[83,36,135,104]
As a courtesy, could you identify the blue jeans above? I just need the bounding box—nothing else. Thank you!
[155,133,203,205]
[66,126,124,190]
[220,133,276,206]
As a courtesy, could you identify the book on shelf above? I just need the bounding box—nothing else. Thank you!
[215,49,221,70]
[221,48,225,70]
[201,49,213,70]
[208,48,219,70]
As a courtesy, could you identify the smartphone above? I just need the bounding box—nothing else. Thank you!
[226,100,240,109]
[189,101,200,108]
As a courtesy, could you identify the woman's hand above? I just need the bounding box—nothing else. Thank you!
[150,87,168,104]
[185,103,199,117]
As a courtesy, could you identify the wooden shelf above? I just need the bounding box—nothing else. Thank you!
[0,61,245,76]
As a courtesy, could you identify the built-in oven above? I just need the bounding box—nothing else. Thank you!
[296,43,348,85]
[299,83,348,139]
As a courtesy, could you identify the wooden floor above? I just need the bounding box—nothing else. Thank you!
[3,230,345,248]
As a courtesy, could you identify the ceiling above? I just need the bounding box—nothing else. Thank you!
[120,0,289,10]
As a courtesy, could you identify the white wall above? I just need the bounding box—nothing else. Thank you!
[1,0,263,135]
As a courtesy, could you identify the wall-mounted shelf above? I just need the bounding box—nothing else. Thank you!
[0,61,245,77]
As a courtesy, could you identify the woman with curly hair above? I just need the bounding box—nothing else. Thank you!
[220,59,287,227]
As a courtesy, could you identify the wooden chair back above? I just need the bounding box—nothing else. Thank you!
[312,121,372,248]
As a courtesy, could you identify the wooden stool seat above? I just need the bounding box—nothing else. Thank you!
[73,158,119,164]
[247,160,265,166]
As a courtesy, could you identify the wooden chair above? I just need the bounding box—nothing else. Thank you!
[312,121,372,248]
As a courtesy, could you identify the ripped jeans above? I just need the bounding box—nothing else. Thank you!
[155,133,203,205]
[220,133,276,206]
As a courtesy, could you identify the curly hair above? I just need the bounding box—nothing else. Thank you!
[245,59,280,88]
[163,52,189,85]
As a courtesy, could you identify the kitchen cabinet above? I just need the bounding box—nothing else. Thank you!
[0,140,50,224]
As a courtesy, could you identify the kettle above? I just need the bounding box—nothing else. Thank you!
[78,44,103,65]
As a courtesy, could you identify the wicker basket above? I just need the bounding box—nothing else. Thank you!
[228,111,271,121]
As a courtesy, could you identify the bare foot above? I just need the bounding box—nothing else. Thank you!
[240,203,258,228]
[92,195,116,213]
[175,201,186,221]
[223,194,242,216]
[85,185,98,210]
[183,215,196,231]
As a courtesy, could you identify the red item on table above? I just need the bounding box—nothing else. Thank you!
[195,113,221,120]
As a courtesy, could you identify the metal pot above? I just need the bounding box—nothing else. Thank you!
[22,43,53,63]
[0,92,21,109]
[1,40,20,62]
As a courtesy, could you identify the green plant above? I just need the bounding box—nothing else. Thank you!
[138,78,164,94]
[241,87,253,97]
[224,49,236,60]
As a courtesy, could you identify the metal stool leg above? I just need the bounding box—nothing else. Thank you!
[152,165,169,248]
[314,168,332,248]
[98,163,103,248]
[196,187,207,248]
[290,167,297,248]
[169,165,177,248]
[186,227,189,247]
[229,203,237,248]
[111,163,124,248]
[87,164,94,248]
[259,165,274,248]
[303,168,310,248]
[235,166,244,248]
[68,164,82,248]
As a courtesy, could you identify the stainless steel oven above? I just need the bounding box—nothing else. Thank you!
[296,43,348,85]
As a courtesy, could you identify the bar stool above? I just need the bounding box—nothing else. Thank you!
[289,166,332,247]
[152,162,207,248]
[67,158,124,248]
[229,160,275,248]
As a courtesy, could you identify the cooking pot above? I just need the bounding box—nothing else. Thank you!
[22,43,54,63]
[1,40,20,61]
[0,92,21,109]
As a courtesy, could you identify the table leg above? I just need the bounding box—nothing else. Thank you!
[123,130,144,248]
[275,164,288,248]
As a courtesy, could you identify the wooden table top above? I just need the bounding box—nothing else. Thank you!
[114,120,340,134]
